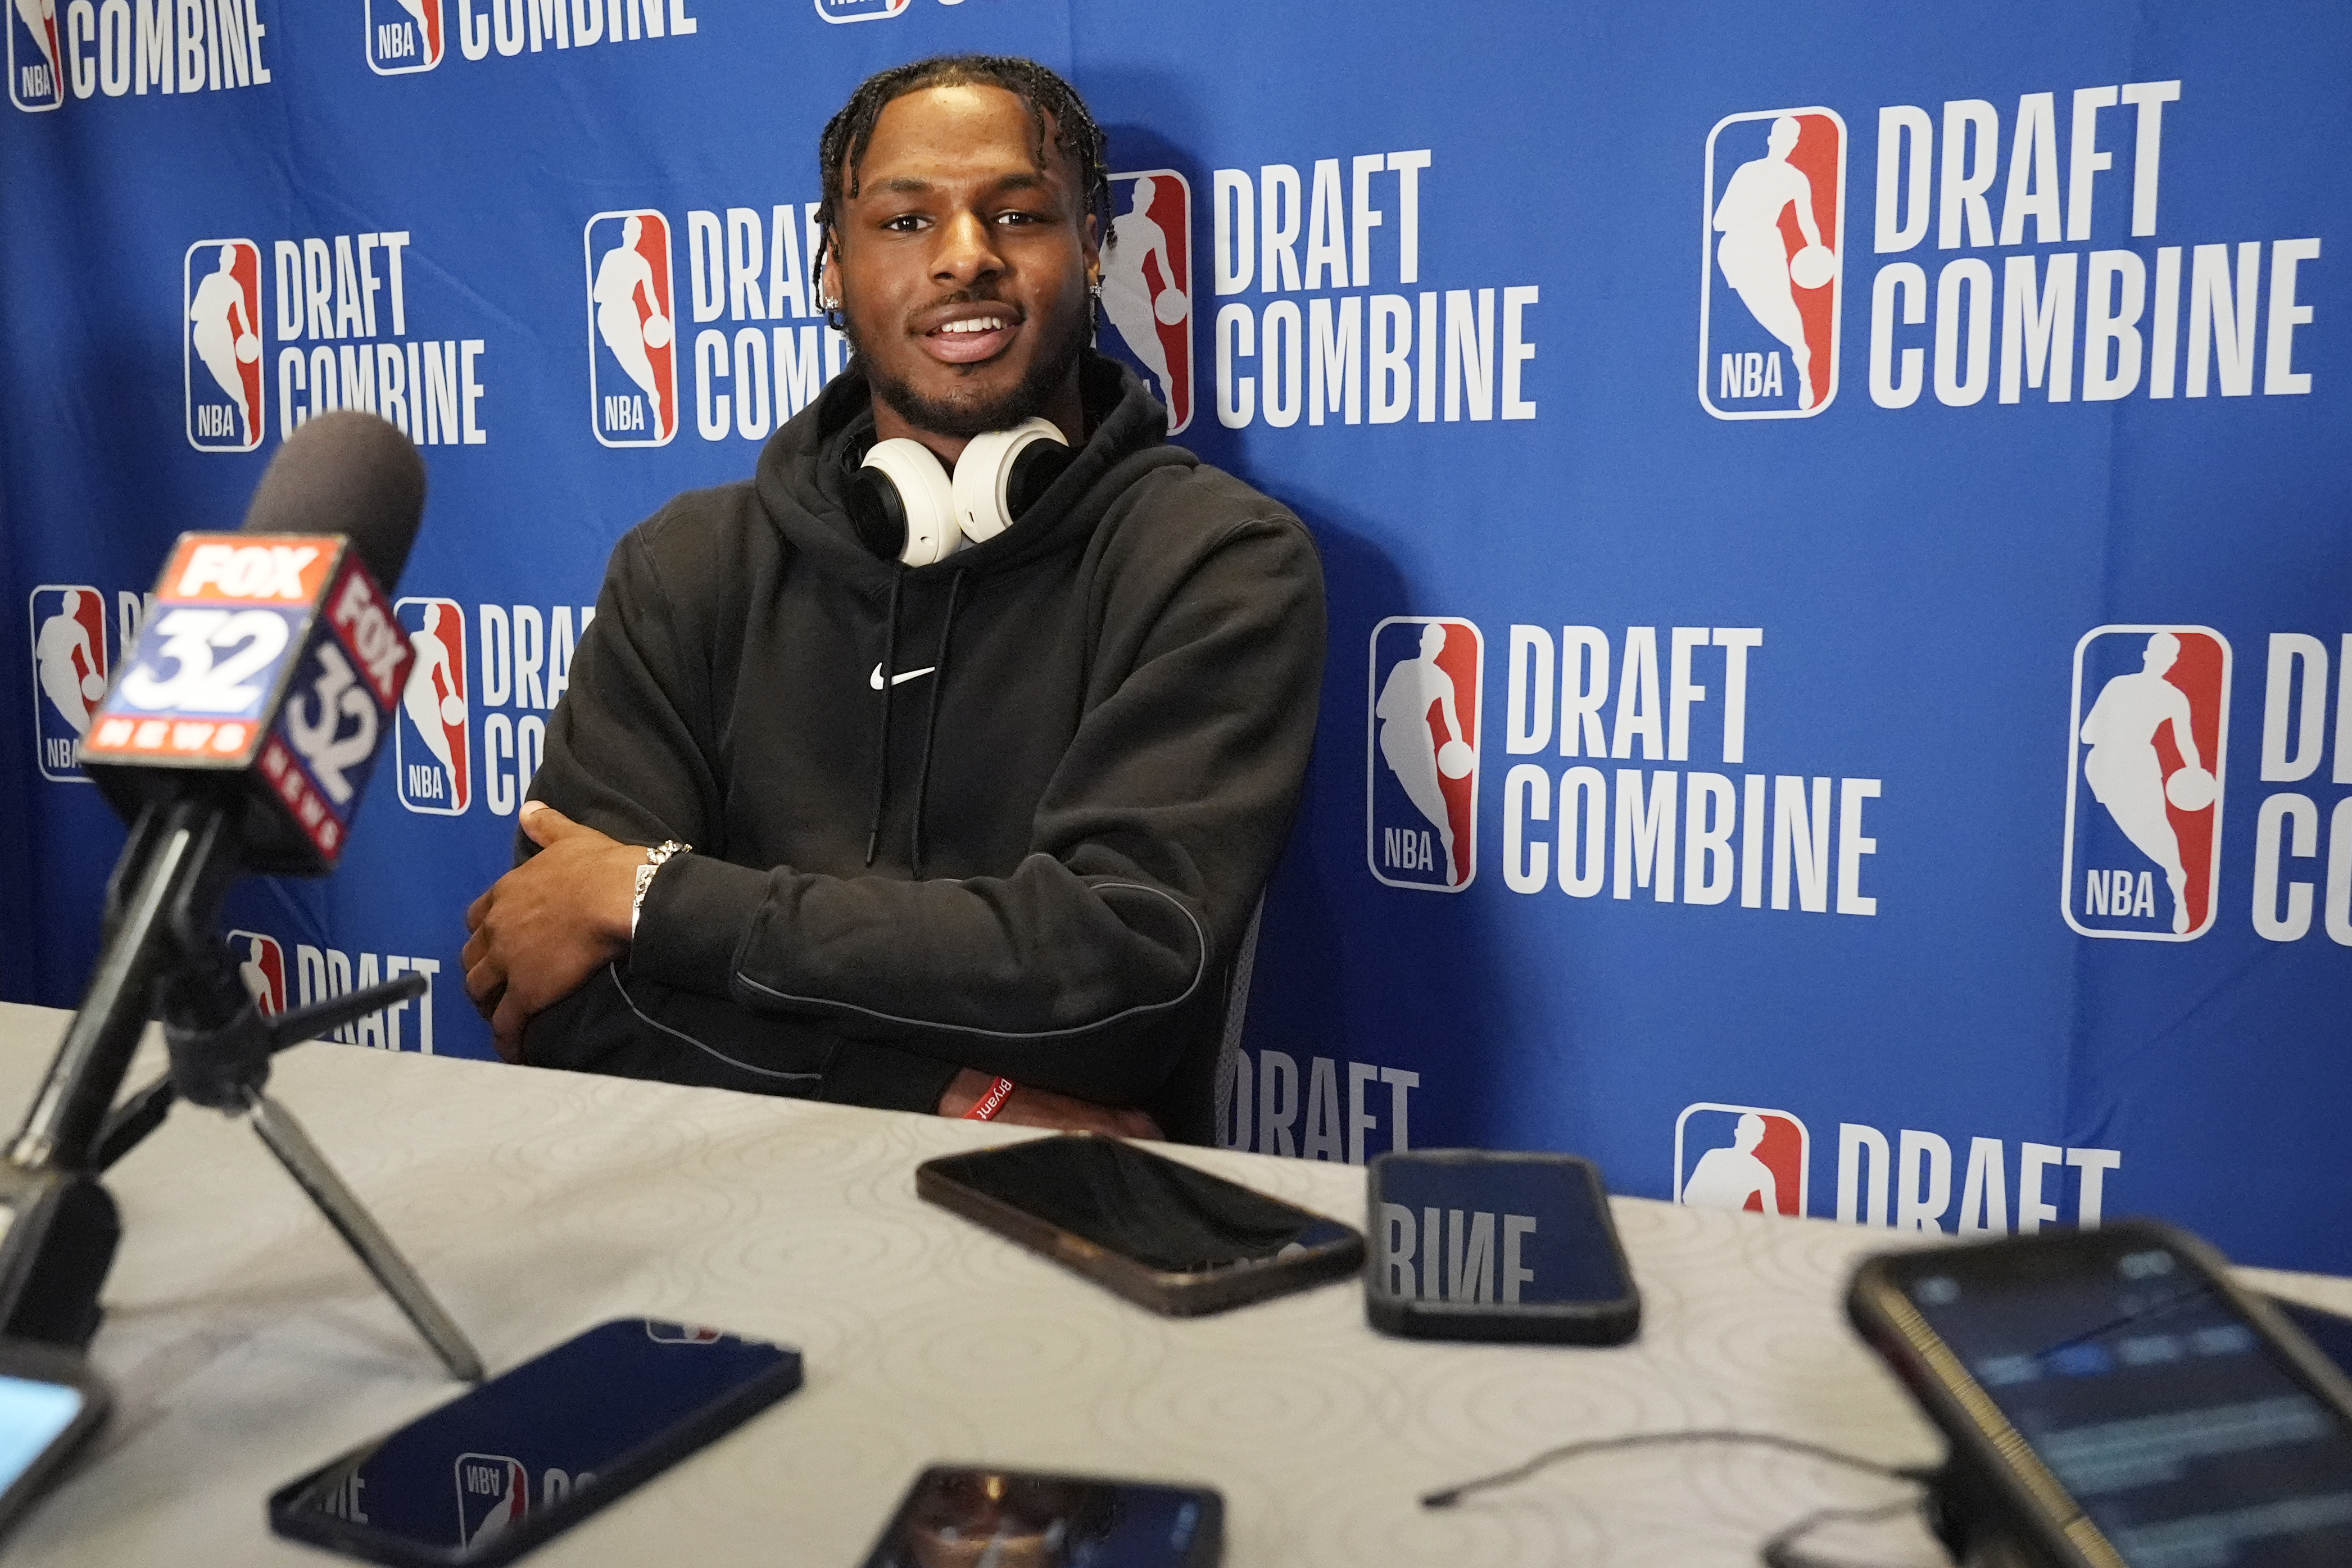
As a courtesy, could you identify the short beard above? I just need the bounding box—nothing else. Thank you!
[846,300,1090,440]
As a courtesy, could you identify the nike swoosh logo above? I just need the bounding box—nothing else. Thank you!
[869,663,939,690]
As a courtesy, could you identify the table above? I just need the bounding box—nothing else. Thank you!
[0,1001,2341,1567]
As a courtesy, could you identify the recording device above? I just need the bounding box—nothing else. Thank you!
[915,1134,1363,1316]
[0,413,478,1381]
[1365,1150,1639,1344]
[857,1466,1222,1568]
[1848,1219,2352,1568]
[270,1318,803,1567]
[849,417,1073,566]
[0,1341,108,1547]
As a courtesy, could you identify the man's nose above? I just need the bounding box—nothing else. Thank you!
[932,210,1005,284]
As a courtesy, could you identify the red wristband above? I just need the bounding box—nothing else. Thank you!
[962,1076,1017,1122]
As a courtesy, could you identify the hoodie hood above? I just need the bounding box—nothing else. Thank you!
[753,350,1193,596]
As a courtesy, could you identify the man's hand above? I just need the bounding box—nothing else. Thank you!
[939,1067,1163,1140]
[462,801,643,1063]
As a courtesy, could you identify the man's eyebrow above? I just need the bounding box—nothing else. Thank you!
[860,171,1054,199]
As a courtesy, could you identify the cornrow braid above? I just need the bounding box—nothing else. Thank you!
[812,54,1113,325]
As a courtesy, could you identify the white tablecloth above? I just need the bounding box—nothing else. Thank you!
[0,1000,2341,1567]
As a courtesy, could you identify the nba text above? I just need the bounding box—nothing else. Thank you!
[1839,1121,2122,1234]
[1218,1047,1419,1167]
[270,231,490,446]
[1499,626,1883,913]
[1375,1206,1538,1304]
[48,0,271,102]
[681,202,848,442]
[1210,151,1540,429]
[1868,81,2321,410]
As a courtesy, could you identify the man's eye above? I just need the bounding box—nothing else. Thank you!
[882,214,927,233]
[994,209,1047,226]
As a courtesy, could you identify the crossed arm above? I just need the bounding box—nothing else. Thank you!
[461,802,1161,1135]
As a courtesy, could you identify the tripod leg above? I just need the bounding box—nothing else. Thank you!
[244,1090,484,1383]
[91,1076,177,1173]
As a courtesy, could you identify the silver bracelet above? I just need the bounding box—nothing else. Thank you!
[629,840,691,939]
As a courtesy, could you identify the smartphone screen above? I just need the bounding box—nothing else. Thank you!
[1898,1241,2352,1566]
[928,1137,1356,1273]
[0,1377,85,1496]
[1371,1155,1630,1307]
[858,1466,1220,1568]
[271,1318,800,1567]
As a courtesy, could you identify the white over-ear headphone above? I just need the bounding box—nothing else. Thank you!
[848,418,1075,567]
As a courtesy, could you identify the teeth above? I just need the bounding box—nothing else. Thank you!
[937,318,1008,334]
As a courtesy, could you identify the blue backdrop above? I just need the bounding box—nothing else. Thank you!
[5,0,2348,1269]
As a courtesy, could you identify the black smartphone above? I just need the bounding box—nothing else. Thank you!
[856,1465,1222,1568]
[1849,1220,2352,1568]
[0,1340,108,1544]
[1364,1149,1639,1344]
[915,1134,1363,1316]
[269,1318,802,1567]
[2270,1294,2352,1379]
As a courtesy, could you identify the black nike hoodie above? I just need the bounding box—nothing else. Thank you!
[518,354,1326,1142]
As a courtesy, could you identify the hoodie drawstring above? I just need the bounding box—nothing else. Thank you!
[864,564,905,866]
[909,567,966,878]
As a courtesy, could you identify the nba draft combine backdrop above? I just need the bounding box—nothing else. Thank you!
[4,1,2349,1271]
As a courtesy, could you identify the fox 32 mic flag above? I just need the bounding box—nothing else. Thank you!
[5,1,2350,1270]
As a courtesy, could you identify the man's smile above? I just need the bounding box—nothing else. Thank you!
[916,302,1023,365]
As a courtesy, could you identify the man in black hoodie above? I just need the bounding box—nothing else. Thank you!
[459,56,1325,1144]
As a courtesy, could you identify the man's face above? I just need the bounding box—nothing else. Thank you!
[831,84,1098,441]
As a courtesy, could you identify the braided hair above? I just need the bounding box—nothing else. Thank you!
[812,55,1113,324]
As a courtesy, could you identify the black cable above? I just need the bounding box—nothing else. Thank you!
[1423,1429,1939,1568]
[1762,1494,1928,1568]
[1422,1428,1933,1508]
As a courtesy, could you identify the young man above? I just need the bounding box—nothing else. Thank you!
[459,56,1325,1141]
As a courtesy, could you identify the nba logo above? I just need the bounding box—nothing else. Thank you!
[584,211,679,447]
[455,1454,528,1548]
[395,597,472,814]
[1674,1103,1810,1218]
[184,239,266,452]
[1368,617,1483,892]
[645,1321,725,1343]
[7,0,61,112]
[28,584,107,782]
[1699,107,1846,420]
[813,0,907,21]
[2062,626,2231,941]
[226,930,288,1015]
[1099,170,1194,434]
[366,0,444,74]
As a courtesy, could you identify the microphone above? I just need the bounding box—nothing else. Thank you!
[0,413,425,1347]
[79,410,424,872]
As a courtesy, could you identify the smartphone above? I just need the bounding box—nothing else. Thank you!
[1364,1150,1639,1344]
[1848,1220,2352,1568]
[0,1340,108,1545]
[856,1465,1222,1568]
[2270,1295,2352,1379]
[269,1318,801,1567]
[915,1134,1363,1316]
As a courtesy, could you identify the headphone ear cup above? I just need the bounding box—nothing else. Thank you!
[857,439,958,566]
[951,416,1069,545]
[846,466,907,562]
[1004,439,1075,522]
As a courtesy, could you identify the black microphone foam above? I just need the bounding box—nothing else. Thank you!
[241,410,425,592]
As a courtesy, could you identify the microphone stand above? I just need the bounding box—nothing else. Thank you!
[0,797,483,1381]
